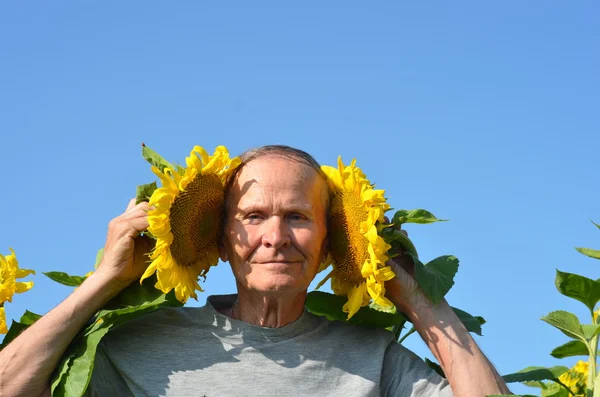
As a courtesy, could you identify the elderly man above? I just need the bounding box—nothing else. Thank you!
[0,145,510,396]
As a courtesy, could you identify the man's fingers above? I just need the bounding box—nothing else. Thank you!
[126,198,137,212]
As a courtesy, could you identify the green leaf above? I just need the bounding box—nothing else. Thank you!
[135,181,158,204]
[141,144,175,173]
[94,248,104,269]
[51,275,183,396]
[413,255,459,304]
[392,209,447,225]
[575,247,600,260]
[0,311,42,349]
[20,310,42,325]
[381,228,419,258]
[555,270,600,312]
[451,307,485,336]
[550,340,591,358]
[541,311,586,342]
[581,323,600,340]
[424,358,445,378]
[305,291,406,328]
[43,271,86,287]
[592,220,600,231]
[51,327,110,397]
[502,366,569,383]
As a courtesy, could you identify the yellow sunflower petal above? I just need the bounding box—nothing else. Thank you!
[15,281,34,294]
[343,283,366,320]
[0,307,7,334]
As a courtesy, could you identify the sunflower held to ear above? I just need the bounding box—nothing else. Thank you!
[141,146,240,303]
[318,157,395,320]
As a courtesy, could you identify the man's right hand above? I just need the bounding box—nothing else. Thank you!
[0,199,156,397]
[95,199,154,290]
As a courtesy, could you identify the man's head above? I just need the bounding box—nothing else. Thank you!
[219,145,329,297]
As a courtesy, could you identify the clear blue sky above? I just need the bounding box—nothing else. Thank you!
[1,3,598,395]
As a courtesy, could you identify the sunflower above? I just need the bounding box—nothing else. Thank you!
[0,248,35,305]
[558,360,588,395]
[141,145,240,303]
[317,157,395,319]
[0,306,7,334]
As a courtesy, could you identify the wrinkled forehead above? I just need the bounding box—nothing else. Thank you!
[225,155,329,211]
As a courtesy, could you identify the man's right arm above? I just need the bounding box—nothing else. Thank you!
[0,200,152,397]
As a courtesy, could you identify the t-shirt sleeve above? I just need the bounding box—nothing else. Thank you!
[380,341,454,397]
[84,341,133,397]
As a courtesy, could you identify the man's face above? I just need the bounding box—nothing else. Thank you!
[220,155,328,296]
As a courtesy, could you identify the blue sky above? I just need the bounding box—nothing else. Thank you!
[1,2,598,394]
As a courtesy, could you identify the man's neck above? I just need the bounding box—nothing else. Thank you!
[231,289,307,328]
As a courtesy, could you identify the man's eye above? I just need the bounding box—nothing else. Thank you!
[246,213,263,221]
[288,214,306,221]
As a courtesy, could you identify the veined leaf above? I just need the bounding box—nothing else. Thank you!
[135,181,158,204]
[555,270,600,312]
[141,144,175,173]
[550,340,590,358]
[575,247,600,260]
[305,291,406,328]
[541,311,586,342]
[502,366,569,383]
[43,271,86,287]
[451,307,485,336]
[413,255,459,305]
[392,209,447,225]
[592,220,600,231]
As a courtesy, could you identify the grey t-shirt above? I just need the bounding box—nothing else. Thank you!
[86,294,452,396]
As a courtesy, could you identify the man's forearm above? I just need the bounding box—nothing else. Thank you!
[0,272,125,397]
[407,298,511,397]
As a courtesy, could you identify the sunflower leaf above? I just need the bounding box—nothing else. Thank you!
[141,144,175,172]
[575,247,600,260]
[20,310,42,325]
[502,366,569,383]
[43,271,87,287]
[592,220,600,230]
[412,255,459,305]
[391,209,447,226]
[0,311,42,350]
[550,340,591,358]
[135,181,158,204]
[306,291,406,328]
[381,228,418,258]
[541,310,587,342]
[51,275,182,397]
[451,307,485,336]
[554,270,600,312]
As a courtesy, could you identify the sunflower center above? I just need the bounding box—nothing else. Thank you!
[329,191,369,285]
[169,173,224,268]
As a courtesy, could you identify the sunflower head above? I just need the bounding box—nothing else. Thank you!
[318,157,394,319]
[141,145,241,303]
[0,248,35,305]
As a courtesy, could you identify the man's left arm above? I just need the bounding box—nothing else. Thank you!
[385,257,512,397]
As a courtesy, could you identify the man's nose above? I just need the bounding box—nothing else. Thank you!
[261,217,291,249]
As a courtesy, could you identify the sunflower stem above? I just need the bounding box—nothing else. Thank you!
[398,326,416,344]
